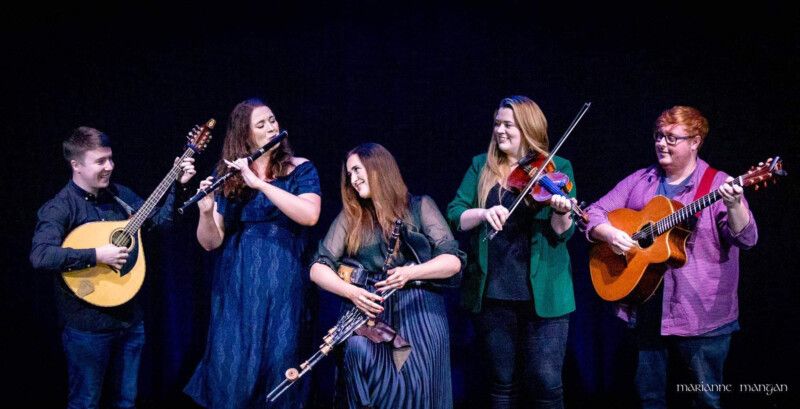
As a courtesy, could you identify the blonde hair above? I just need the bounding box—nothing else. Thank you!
[476,96,549,207]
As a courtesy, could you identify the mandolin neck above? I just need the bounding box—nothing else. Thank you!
[123,148,195,234]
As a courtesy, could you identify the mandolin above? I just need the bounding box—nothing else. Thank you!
[61,120,214,307]
[589,156,785,303]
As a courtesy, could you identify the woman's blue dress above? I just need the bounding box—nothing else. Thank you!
[185,161,321,409]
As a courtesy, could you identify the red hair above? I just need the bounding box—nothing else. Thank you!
[655,106,709,146]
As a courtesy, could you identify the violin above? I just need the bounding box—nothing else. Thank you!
[506,152,588,223]
[484,102,591,241]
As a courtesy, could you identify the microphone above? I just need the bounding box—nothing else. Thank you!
[177,130,289,214]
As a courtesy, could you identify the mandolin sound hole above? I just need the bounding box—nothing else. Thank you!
[110,229,134,249]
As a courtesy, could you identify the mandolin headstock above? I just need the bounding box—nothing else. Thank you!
[186,119,215,153]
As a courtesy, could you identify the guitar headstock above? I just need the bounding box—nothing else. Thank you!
[186,119,215,153]
[742,156,787,191]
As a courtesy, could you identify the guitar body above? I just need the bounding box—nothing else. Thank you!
[589,195,690,303]
[61,220,145,307]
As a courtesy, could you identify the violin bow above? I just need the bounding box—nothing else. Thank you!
[485,102,591,241]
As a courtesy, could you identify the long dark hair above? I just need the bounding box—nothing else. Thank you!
[340,143,410,254]
[216,98,293,199]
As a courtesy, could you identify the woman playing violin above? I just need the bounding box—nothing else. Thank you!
[446,95,577,409]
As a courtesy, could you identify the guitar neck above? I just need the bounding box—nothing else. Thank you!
[123,148,195,234]
[652,176,744,236]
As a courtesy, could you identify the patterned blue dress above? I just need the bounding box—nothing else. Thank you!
[314,195,465,409]
[185,161,321,409]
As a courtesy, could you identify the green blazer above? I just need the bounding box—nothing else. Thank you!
[446,153,576,317]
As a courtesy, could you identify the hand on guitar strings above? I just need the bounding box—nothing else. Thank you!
[605,225,637,256]
[718,176,744,208]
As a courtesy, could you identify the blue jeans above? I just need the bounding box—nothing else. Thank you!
[475,299,569,409]
[61,322,145,409]
[635,333,732,409]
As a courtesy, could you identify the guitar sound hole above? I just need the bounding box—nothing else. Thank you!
[111,230,133,248]
[636,223,655,249]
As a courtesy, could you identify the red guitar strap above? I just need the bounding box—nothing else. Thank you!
[693,166,719,200]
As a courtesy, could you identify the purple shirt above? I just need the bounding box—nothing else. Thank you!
[584,159,758,336]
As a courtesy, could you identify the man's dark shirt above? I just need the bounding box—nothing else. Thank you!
[30,180,184,332]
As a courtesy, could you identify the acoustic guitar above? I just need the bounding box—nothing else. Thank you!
[589,157,785,303]
[61,120,214,307]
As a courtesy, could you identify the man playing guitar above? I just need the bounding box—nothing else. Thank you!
[583,106,758,409]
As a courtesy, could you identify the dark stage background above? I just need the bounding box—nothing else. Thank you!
[3,2,798,408]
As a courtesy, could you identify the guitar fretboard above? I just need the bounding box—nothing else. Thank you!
[633,176,743,240]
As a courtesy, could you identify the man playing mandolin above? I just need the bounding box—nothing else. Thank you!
[583,106,758,409]
[30,126,197,408]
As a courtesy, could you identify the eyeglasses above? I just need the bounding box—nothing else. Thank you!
[653,130,696,145]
